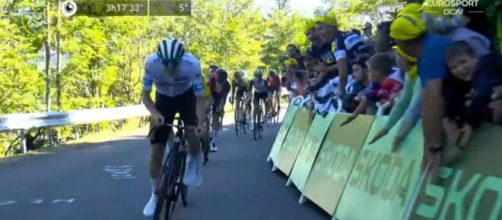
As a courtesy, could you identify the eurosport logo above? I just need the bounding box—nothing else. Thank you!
[423,0,483,15]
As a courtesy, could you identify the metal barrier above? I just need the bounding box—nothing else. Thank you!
[0,105,150,154]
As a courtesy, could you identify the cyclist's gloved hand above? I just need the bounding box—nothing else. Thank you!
[151,112,165,128]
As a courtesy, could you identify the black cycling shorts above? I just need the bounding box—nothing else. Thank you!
[149,89,197,145]
[253,92,268,103]
[212,93,228,112]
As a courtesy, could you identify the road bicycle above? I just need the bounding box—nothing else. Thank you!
[152,118,188,220]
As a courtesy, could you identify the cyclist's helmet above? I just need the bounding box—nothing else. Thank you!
[269,69,277,75]
[157,38,185,67]
[216,68,228,83]
[209,64,219,73]
[254,68,264,78]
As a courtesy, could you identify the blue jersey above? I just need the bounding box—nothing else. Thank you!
[417,34,453,87]
[142,53,203,97]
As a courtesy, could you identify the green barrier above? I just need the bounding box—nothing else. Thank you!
[410,123,502,220]
[275,108,314,176]
[268,104,300,163]
[302,114,374,215]
[289,112,336,192]
[334,116,424,220]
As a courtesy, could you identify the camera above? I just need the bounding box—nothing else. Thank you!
[61,0,77,17]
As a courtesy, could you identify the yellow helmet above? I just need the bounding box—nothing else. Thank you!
[390,13,426,41]
[303,18,316,33]
[398,3,422,17]
[421,0,457,17]
[315,9,337,26]
[392,45,417,63]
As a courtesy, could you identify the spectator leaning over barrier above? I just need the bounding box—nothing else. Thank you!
[390,12,453,178]
[443,41,502,148]
[369,46,423,151]
[341,53,404,125]
[315,9,372,97]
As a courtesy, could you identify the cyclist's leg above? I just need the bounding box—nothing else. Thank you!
[275,89,281,112]
[178,89,202,186]
[144,92,176,216]
[210,95,221,151]
[218,95,227,125]
[252,92,259,126]
[263,92,270,119]
[211,95,221,131]
[235,93,242,123]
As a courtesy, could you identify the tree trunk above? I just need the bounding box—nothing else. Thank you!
[45,0,51,112]
[56,0,62,110]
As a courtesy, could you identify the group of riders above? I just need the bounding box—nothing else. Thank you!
[141,38,282,217]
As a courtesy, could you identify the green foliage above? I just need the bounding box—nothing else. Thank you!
[1,0,411,155]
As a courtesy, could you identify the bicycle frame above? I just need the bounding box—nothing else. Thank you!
[153,119,188,220]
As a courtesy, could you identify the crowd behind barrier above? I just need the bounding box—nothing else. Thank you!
[268,100,502,220]
[275,5,502,218]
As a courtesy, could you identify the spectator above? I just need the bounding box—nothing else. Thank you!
[315,9,371,97]
[284,58,301,99]
[303,48,321,80]
[369,46,423,151]
[443,41,502,147]
[341,53,404,125]
[342,60,369,113]
[390,12,453,178]
[286,44,306,69]
[363,22,373,41]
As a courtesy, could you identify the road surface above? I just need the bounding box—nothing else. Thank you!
[0,121,330,220]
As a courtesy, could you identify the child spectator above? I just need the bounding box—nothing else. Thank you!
[342,60,369,112]
[341,53,404,125]
[444,41,502,147]
[369,46,423,151]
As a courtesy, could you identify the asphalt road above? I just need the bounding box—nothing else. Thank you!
[0,120,330,220]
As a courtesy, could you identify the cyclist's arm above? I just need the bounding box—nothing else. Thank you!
[192,64,206,127]
[142,69,161,115]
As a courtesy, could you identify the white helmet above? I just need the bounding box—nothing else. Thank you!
[157,38,185,66]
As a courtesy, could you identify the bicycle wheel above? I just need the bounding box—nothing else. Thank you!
[153,151,176,220]
[166,151,188,218]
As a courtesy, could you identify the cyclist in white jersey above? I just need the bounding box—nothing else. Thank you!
[141,38,206,217]
[250,68,269,127]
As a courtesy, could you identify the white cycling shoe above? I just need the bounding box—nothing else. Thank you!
[184,154,203,186]
[142,193,157,217]
[210,141,218,152]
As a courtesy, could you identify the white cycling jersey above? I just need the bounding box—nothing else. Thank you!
[142,53,203,97]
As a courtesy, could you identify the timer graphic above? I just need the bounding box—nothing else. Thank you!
[73,0,191,16]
